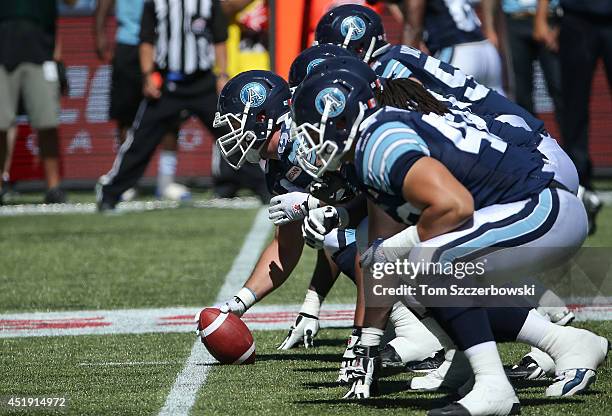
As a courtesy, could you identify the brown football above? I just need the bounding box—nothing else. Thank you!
[198,308,255,364]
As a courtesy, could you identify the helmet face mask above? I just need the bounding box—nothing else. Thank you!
[214,102,268,170]
[215,70,291,170]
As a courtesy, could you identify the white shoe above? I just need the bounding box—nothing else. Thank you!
[537,306,575,326]
[542,326,609,396]
[456,376,519,416]
[409,349,471,392]
[546,369,597,397]
[120,188,137,202]
[159,183,192,201]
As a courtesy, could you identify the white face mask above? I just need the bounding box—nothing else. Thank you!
[213,101,264,170]
[294,100,366,178]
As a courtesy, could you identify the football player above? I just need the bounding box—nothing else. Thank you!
[291,68,609,414]
[199,67,446,374]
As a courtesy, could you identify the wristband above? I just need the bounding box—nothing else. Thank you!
[336,207,350,229]
[236,287,257,310]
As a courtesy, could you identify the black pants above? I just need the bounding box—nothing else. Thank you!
[506,15,563,125]
[100,75,268,203]
[560,11,612,188]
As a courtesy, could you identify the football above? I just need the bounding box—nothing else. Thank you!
[198,308,255,364]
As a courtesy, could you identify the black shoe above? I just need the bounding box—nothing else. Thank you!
[44,187,66,204]
[380,344,404,369]
[97,200,117,213]
[428,402,520,416]
[406,349,445,373]
[506,355,546,380]
[580,186,602,235]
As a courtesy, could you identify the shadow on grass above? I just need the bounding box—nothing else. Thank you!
[256,353,341,363]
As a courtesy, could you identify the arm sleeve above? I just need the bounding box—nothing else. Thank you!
[211,0,229,44]
[140,0,157,44]
[361,123,429,195]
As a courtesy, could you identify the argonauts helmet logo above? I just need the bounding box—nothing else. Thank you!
[315,87,346,118]
[240,82,267,107]
[340,16,366,41]
[306,58,325,75]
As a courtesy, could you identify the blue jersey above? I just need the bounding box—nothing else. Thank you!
[353,107,553,224]
[423,0,484,53]
[116,0,144,46]
[373,45,546,133]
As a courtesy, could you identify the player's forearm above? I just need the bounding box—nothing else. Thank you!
[242,222,304,300]
[139,42,156,75]
[94,0,113,38]
[214,42,228,77]
[402,0,426,48]
[481,0,498,33]
[307,249,340,299]
[535,0,550,25]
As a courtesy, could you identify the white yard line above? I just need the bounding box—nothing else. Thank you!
[157,207,272,416]
[0,197,261,217]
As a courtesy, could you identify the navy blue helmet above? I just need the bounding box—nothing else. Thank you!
[288,44,353,90]
[214,70,291,169]
[303,56,382,95]
[292,68,377,178]
[314,4,388,62]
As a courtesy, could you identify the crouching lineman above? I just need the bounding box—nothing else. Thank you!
[195,69,445,370]
[292,68,609,415]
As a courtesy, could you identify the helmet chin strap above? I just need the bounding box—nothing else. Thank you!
[363,37,377,62]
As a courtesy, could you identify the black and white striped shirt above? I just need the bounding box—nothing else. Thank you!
[140,0,228,75]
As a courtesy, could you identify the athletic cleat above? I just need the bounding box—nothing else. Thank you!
[578,186,602,235]
[506,356,546,380]
[158,182,192,201]
[380,344,404,369]
[548,310,575,326]
[44,187,66,204]
[545,369,597,397]
[428,402,520,416]
[430,376,520,416]
[406,349,445,373]
[409,350,471,392]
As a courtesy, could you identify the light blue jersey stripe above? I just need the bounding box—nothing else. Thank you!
[439,189,553,263]
[363,122,429,192]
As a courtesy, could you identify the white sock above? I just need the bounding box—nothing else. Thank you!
[516,309,553,346]
[299,289,323,317]
[388,303,442,362]
[464,341,506,379]
[158,150,177,192]
[361,327,384,347]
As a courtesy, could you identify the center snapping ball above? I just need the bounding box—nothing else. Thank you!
[198,308,255,364]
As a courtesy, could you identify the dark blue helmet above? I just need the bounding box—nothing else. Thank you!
[303,56,383,95]
[314,4,388,62]
[288,44,353,90]
[214,70,291,169]
[292,69,377,178]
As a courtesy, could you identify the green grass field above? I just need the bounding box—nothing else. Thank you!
[1,193,612,415]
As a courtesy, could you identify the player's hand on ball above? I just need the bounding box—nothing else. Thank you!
[215,297,247,317]
[342,345,380,399]
[337,328,361,384]
[268,192,312,226]
[277,313,319,349]
[302,206,339,249]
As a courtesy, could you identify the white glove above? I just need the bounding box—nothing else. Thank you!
[302,206,347,249]
[343,345,380,399]
[277,313,320,349]
[268,193,321,226]
[215,297,247,317]
[359,238,387,271]
[360,227,421,271]
[337,328,361,384]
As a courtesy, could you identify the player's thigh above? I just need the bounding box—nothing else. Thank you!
[20,62,60,130]
[0,66,22,130]
[410,188,586,278]
[450,41,504,94]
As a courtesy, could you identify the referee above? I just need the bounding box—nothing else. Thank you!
[97,0,232,210]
